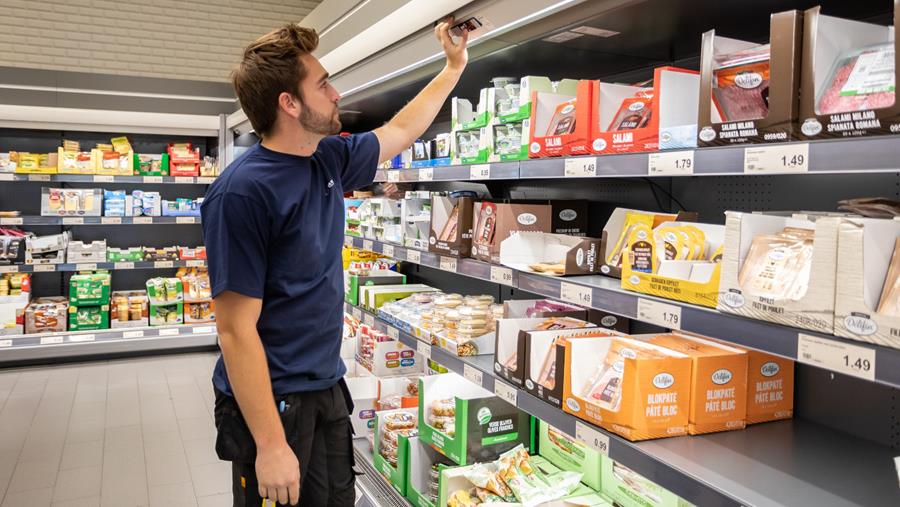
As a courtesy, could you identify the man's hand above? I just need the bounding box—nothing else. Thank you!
[256,441,301,505]
[435,17,468,72]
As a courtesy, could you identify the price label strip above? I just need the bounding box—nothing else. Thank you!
[114,262,135,270]
[154,261,174,268]
[174,177,194,183]
[419,168,434,181]
[123,330,145,339]
[744,143,810,174]
[40,336,63,345]
[407,249,421,264]
[176,217,196,224]
[490,266,514,286]
[469,164,491,180]
[386,326,399,340]
[93,175,114,182]
[62,217,84,225]
[439,257,457,273]
[133,217,153,224]
[636,298,682,330]
[382,244,395,258]
[28,175,50,181]
[560,282,592,307]
[197,177,216,184]
[463,364,484,387]
[648,150,694,176]
[362,240,374,252]
[143,176,164,183]
[68,334,95,343]
[344,236,354,248]
[352,307,362,319]
[33,264,55,272]
[387,170,401,183]
[574,421,610,456]
[417,341,431,360]
[364,314,375,327]
[192,326,216,334]
[0,266,18,273]
[75,263,97,271]
[564,157,597,178]
[493,380,518,407]
[101,217,122,224]
[158,328,180,336]
[797,333,875,381]
[0,218,23,225]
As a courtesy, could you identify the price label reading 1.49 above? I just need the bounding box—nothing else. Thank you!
[797,333,875,381]
[648,150,694,176]
[439,257,457,273]
[744,143,810,174]
[564,157,598,178]
[636,298,682,330]
[560,282,592,307]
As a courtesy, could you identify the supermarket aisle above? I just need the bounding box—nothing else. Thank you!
[0,352,229,507]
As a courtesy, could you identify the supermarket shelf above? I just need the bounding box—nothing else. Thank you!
[353,440,413,507]
[345,301,900,507]
[0,324,218,364]
[345,235,900,390]
[373,136,900,182]
[0,216,200,225]
[0,173,217,185]
[0,259,206,273]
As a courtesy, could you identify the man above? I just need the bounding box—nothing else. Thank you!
[201,17,468,507]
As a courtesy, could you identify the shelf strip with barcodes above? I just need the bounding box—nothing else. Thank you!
[0,174,218,184]
[4,216,202,225]
[2,260,207,273]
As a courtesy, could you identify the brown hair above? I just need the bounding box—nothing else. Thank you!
[233,24,320,137]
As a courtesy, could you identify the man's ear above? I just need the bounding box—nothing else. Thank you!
[278,91,301,119]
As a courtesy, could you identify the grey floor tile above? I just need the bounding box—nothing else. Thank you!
[196,492,231,507]
[7,458,59,493]
[149,482,197,507]
[17,442,64,464]
[103,426,142,454]
[142,432,185,461]
[183,437,219,468]
[65,418,105,445]
[51,496,100,507]
[2,487,54,507]
[60,441,103,471]
[189,462,231,498]
[177,417,215,442]
[52,465,102,502]
[145,451,191,486]
[100,453,148,507]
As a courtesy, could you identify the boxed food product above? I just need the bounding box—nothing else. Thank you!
[24,296,66,334]
[373,408,418,495]
[538,421,603,491]
[66,240,107,264]
[57,146,95,175]
[25,233,68,265]
[602,457,694,507]
[168,143,200,176]
[471,202,551,263]
[405,435,455,507]
[149,301,184,326]
[161,199,202,217]
[697,10,802,146]
[0,152,16,172]
[418,372,531,465]
[343,360,377,438]
[620,221,725,308]
[184,301,215,323]
[134,153,169,176]
[497,76,558,124]
[132,190,162,216]
[376,376,420,411]
[356,323,422,376]
[110,291,149,328]
[0,273,30,297]
[41,188,102,216]
[14,152,58,174]
[103,190,131,217]
[68,304,109,331]
[177,246,206,261]
[142,247,179,262]
[432,301,499,357]
[92,148,133,175]
[107,247,143,262]
[551,201,589,237]
[490,121,529,162]
[562,336,692,441]
[599,208,695,278]
[502,299,588,320]
[69,272,111,306]
[411,140,431,168]
[799,6,900,139]
[0,235,26,266]
[451,127,491,165]
[345,270,406,306]
[717,212,839,334]
[428,195,475,258]
[145,277,184,304]
[401,191,435,250]
[359,284,436,311]
[632,333,747,434]
[493,316,595,388]
[527,79,588,157]
[500,232,603,276]
[199,156,218,177]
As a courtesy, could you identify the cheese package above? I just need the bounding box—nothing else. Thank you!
[562,336,691,441]
[632,333,747,434]
[599,208,695,278]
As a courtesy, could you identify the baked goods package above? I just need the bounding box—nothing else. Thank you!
[601,457,695,507]
[373,408,418,495]
[500,231,603,276]
[538,421,603,491]
[718,212,839,334]
[599,208,696,278]
[344,269,405,306]
[418,372,531,466]
[355,323,422,376]
[110,290,148,328]
[562,336,691,441]
[428,195,475,258]
[799,6,900,140]
[24,296,67,334]
[493,316,595,388]
[406,435,456,507]
[632,333,747,434]
[697,10,802,146]
[471,202,551,264]
[433,302,498,357]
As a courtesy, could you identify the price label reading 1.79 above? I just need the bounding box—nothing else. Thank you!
[744,143,810,174]
[797,333,875,381]
[560,282,592,307]
[637,298,682,330]
[564,157,598,178]
[648,150,694,176]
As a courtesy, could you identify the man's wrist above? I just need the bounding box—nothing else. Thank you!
[256,432,288,453]
[443,63,465,77]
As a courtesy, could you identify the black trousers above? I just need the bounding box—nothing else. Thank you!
[213,380,356,507]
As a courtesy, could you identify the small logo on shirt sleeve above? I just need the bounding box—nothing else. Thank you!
[327,179,334,188]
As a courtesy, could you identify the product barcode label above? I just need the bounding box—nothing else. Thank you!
[648,150,694,176]
[417,341,431,360]
[186,260,205,267]
[352,308,362,319]
[575,421,610,456]
[158,328,180,336]
[406,249,421,264]
[364,314,375,327]
[154,261,174,268]
[62,217,84,225]
[344,236,354,248]
[387,171,401,183]
[797,333,875,381]
[28,175,50,181]
[0,218,23,225]
[564,157,597,178]
[469,164,491,180]
[490,266,514,286]
[174,177,193,183]
[0,340,11,347]
[637,298,682,330]
[75,263,97,271]
[93,175,114,182]
[463,364,484,387]
[114,262,135,270]
[744,143,809,173]
[133,217,153,224]
[439,256,457,273]
[143,176,163,183]
[69,334,95,343]
[560,282,592,306]
[0,266,18,273]
[101,217,122,224]
[196,177,216,184]
[493,380,518,406]
[382,244,395,258]
[362,240,374,252]
[33,264,55,272]
[176,217,196,224]
[0,173,14,181]
[40,336,63,345]
[192,326,215,334]
[387,326,399,340]
[123,330,144,338]
[418,168,434,181]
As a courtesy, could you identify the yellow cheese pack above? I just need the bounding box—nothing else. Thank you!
[606,212,655,268]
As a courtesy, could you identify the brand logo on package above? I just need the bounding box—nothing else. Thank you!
[721,289,745,308]
[665,231,678,243]
[699,126,716,142]
[561,104,575,115]
[653,372,675,389]
[477,407,493,425]
[612,360,625,374]
[711,368,733,385]
[565,397,581,412]
[559,209,577,221]
[517,213,537,226]
[530,142,541,153]
[629,275,640,285]
[576,248,584,267]
[600,265,611,274]
[844,314,877,336]
[801,118,823,136]
[761,362,780,377]
[429,236,437,245]
[619,348,637,359]
[592,138,607,151]
[600,315,618,327]
[494,363,502,373]
[734,72,763,89]
[525,379,535,390]
[636,230,648,240]
[628,102,645,112]
[768,249,787,261]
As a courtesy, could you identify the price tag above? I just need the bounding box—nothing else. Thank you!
[0,266,18,273]
[417,340,431,360]
[114,262,135,270]
[154,261,174,268]
[101,217,122,224]
[469,164,491,180]
[158,328,180,336]
[33,264,55,272]
[362,240,374,252]
[40,336,63,345]
[364,314,375,327]
[28,174,50,181]
[636,298,682,330]
[387,170,401,183]
[0,218,23,225]
[68,334,95,343]
[382,244,395,258]
[143,176,163,183]
[418,168,434,181]
[344,236,354,248]
[560,282,592,307]
[439,257,457,273]
[575,421,610,456]
[406,249,421,264]
[192,326,215,334]
[564,157,597,178]
[176,217,196,224]
[490,266,514,286]
[493,380,518,406]
[0,173,14,181]
[463,364,484,387]
[0,340,11,347]
[133,217,153,224]
[62,217,84,225]
[196,177,216,184]
[387,326,399,340]
[744,143,809,174]
[186,260,205,267]
[174,176,193,183]
[352,308,362,320]
[797,333,875,381]
[93,175,114,183]
[648,150,694,176]
[75,263,97,271]
[123,330,145,338]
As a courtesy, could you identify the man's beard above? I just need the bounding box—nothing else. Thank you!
[300,105,341,135]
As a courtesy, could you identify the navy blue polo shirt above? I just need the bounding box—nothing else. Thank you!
[202,133,379,396]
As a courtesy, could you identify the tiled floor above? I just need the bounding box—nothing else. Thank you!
[0,352,231,507]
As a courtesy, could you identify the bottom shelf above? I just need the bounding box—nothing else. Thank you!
[354,440,412,507]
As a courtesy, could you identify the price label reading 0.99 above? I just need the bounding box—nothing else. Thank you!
[564,157,598,178]
[744,143,810,174]
[636,298,682,330]
[560,282,592,307]
[797,333,875,381]
[490,266,514,286]
[574,421,610,456]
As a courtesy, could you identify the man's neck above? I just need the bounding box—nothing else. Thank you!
[261,128,324,157]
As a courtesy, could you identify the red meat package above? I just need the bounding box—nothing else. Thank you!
[606,92,654,131]
[713,60,770,122]
[546,99,578,136]
[817,43,895,115]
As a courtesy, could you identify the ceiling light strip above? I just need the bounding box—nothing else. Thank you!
[0,84,235,103]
